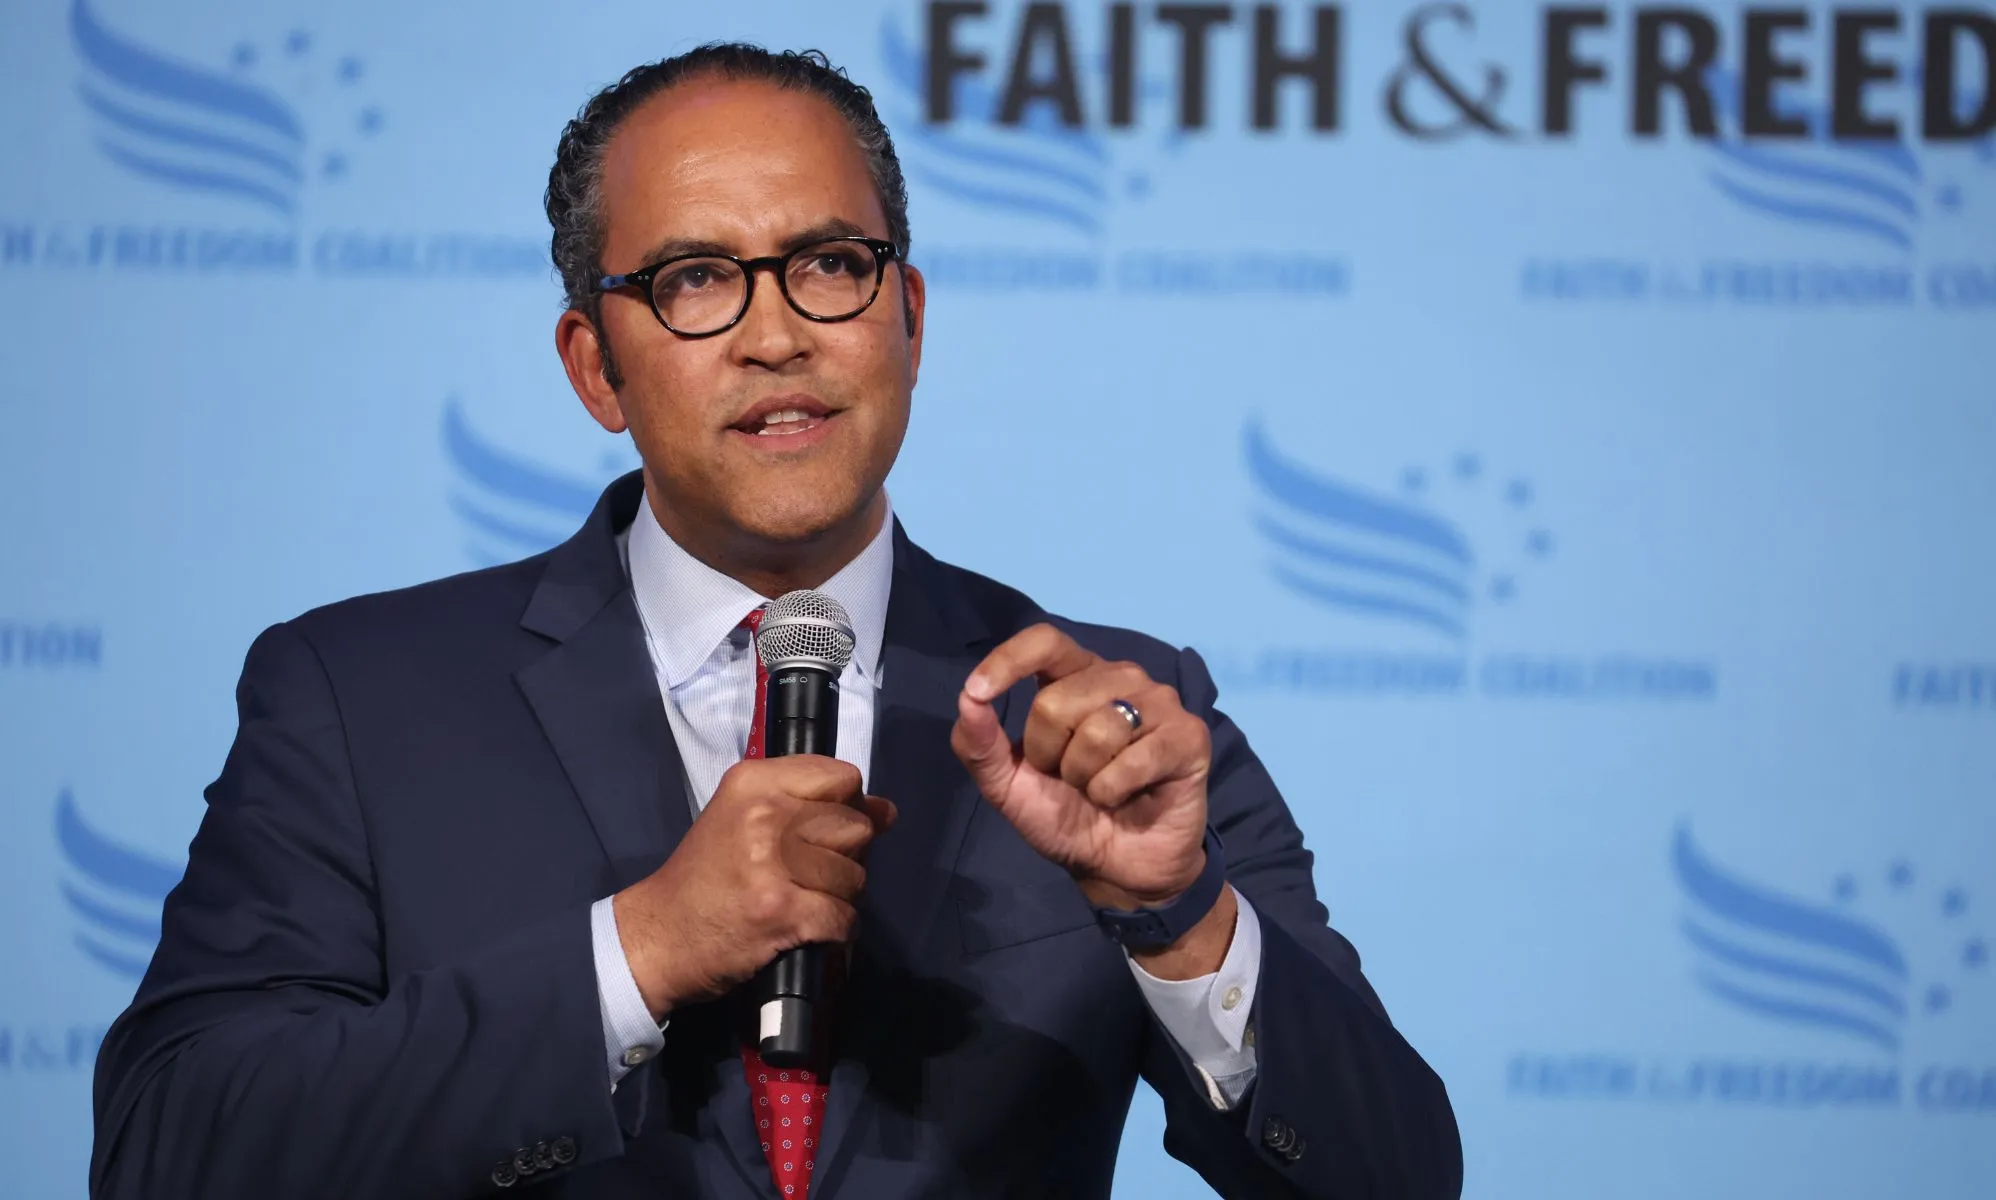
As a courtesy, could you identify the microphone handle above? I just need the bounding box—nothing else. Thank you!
[765,664,838,757]
[755,665,840,1067]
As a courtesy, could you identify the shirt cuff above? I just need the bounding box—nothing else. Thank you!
[1125,886,1262,1110]
[591,895,667,1089]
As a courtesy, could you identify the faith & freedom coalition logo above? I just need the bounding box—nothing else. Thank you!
[1510,824,1994,1114]
[1891,660,1996,714]
[0,0,543,280]
[1500,10,1996,309]
[875,6,1351,296]
[1215,418,1716,700]
[902,2,1996,308]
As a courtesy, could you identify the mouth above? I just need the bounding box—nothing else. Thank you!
[728,395,837,440]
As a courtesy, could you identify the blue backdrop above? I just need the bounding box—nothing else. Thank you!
[2,1,1992,1196]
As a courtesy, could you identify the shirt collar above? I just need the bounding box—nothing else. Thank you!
[625,495,894,690]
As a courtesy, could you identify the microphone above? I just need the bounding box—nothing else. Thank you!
[752,589,856,1068]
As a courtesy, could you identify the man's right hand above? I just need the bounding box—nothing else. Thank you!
[613,755,895,1021]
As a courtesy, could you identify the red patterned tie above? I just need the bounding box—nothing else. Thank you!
[738,609,828,1198]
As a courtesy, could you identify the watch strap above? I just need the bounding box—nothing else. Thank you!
[1092,826,1227,952]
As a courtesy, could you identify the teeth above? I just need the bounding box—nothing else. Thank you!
[754,408,815,435]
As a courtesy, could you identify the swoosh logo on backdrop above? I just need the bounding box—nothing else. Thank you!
[1673,824,1911,1051]
[70,0,307,216]
[1244,420,1475,639]
[442,401,607,566]
[1702,65,1922,251]
[56,790,182,980]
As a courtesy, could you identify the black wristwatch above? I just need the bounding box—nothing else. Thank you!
[1092,827,1227,953]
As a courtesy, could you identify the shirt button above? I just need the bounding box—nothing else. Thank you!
[622,1046,650,1067]
[1221,985,1244,1011]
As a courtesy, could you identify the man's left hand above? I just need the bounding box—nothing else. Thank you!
[950,623,1212,912]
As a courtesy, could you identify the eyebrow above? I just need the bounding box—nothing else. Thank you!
[629,218,873,268]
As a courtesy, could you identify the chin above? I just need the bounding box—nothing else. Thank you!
[734,491,870,547]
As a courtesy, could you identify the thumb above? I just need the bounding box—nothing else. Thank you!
[951,689,1017,799]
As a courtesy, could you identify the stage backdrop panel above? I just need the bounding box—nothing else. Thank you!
[2,2,1992,1196]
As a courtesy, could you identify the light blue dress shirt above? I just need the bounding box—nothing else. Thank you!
[591,498,1261,1108]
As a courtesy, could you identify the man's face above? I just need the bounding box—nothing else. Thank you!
[562,78,923,553]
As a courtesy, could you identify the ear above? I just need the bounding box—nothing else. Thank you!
[901,262,927,387]
[556,308,626,434]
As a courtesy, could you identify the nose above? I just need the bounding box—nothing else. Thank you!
[731,261,811,371]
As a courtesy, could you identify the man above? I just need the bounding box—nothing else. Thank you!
[91,44,1459,1200]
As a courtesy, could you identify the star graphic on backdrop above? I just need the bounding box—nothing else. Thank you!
[1833,874,1858,902]
[1967,939,1988,969]
[1925,984,1951,1013]
[1888,862,1914,890]
[1453,453,1481,481]
[322,153,348,179]
[231,42,257,70]
[1401,466,1426,494]
[1525,529,1553,558]
[1504,479,1532,507]
[285,30,312,56]
[1935,184,1963,213]
[1489,575,1515,602]
[1942,887,1968,918]
[338,56,365,84]
[1124,174,1151,200]
[358,107,385,135]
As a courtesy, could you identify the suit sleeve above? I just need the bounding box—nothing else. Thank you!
[1137,647,1463,1200]
[90,622,631,1199]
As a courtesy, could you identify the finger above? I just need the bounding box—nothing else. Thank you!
[789,892,859,947]
[764,754,865,805]
[1085,715,1211,810]
[791,803,877,857]
[1057,701,1144,792]
[951,689,1019,799]
[857,794,897,833]
[782,841,868,901]
[850,795,897,864]
[964,623,1098,703]
[1022,661,1154,777]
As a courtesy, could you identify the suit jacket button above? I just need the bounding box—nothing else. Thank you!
[491,1161,519,1188]
[1261,1116,1288,1149]
[513,1148,538,1176]
[551,1136,578,1166]
[1262,1116,1305,1162]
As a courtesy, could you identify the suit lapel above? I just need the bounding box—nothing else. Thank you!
[813,528,1008,1197]
[513,476,771,1192]
[513,472,694,890]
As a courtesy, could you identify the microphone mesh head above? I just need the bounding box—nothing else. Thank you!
[756,589,856,672]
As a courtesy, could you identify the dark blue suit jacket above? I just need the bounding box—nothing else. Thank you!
[92,474,1460,1199]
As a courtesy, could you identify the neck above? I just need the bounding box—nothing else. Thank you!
[641,482,888,599]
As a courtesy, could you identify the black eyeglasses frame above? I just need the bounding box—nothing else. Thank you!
[597,236,901,339]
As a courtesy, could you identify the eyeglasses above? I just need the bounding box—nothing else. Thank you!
[598,236,900,338]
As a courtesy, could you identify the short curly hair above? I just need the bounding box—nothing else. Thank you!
[544,43,912,383]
